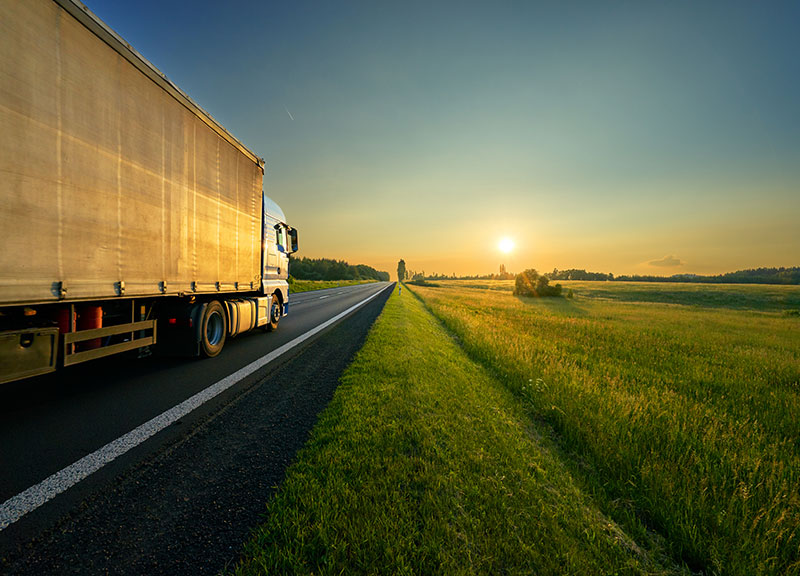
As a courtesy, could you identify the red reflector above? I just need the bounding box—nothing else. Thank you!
[168,318,177,325]
[187,318,193,328]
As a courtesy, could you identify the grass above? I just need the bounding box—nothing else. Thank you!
[441,279,800,312]
[232,285,684,575]
[409,280,800,575]
[288,278,378,293]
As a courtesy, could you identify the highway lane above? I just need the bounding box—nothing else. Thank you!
[0,281,393,566]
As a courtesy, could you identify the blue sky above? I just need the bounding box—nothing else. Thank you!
[84,0,800,276]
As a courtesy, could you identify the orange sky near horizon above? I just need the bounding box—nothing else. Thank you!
[290,170,799,279]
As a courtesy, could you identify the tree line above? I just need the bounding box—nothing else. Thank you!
[290,257,390,282]
[544,267,800,284]
[557,267,800,285]
[616,267,800,285]
[405,265,800,285]
[545,269,615,281]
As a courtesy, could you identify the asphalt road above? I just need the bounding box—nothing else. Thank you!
[0,281,394,574]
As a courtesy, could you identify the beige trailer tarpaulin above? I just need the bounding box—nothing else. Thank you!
[0,0,264,305]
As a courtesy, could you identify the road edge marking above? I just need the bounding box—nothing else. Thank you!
[0,282,394,531]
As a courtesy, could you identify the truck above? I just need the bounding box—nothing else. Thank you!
[0,0,298,384]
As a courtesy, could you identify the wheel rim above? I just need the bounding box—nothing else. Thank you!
[206,310,224,345]
[272,302,281,323]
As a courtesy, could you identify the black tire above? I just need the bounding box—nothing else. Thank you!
[266,293,281,332]
[200,300,227,357]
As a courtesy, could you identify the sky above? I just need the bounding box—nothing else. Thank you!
[83,0,799,279]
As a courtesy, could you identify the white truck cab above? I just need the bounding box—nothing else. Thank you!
[262,195,299,327]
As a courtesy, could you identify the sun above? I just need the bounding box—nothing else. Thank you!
[498,237,515,254]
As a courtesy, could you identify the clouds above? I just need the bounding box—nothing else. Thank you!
[648,255,684,268]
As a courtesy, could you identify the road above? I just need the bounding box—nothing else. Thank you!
[0,281,394,574]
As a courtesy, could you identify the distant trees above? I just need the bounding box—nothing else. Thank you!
[513,269,563,297]
[615,267,800,285]
[546,268,613,281]
[497,264,515,280]
[544,267,800,285]
[411,265,512,281]
[289,257,389,282]
[394,265,800,286]
[397,259,407,282]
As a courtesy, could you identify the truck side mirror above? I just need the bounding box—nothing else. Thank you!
[289,228,299,253]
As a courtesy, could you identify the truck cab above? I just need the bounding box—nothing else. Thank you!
[262,195,299,325]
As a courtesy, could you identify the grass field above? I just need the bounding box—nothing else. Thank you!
[409,280,800,575]
[288,278,378,293]
[438,279,800,312]
[232,285,685,575]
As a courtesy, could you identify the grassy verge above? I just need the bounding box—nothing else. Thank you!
[232,285,682,575]
[410,281,800,575]
[288,278,377,293]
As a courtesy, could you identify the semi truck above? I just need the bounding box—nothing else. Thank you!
[0,0,298,384]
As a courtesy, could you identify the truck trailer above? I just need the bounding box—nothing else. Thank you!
[0,0,298,384]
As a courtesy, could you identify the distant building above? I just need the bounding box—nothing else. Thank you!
[496,264,513,280]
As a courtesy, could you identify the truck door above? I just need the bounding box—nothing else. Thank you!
[264,222,286,278]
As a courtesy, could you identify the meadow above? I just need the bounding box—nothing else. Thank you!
[233,285,684,574]
[440,278,800,312]
[411,280,800,575]
[233,280,798,574]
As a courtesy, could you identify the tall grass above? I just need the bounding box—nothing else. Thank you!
[411,281,800,575]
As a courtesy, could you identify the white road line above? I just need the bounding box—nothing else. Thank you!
[0,283,393,532]
[318,295,330,299]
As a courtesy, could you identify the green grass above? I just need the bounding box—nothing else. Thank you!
[232,285,684,575]
[441,279,800,312]
[560,280,800,311]
[288,278,377,293]
[410,280,800,575]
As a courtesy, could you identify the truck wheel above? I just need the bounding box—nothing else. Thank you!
[266,294,281,332]
[201,300,227,357]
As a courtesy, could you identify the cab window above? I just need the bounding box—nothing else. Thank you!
[275,226,287,251]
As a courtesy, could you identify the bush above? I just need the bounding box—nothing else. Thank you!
[514,269,563,298]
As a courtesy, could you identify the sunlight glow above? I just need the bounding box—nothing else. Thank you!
[499,237,515,254]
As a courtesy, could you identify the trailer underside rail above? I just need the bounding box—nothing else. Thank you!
[63,320,156,366]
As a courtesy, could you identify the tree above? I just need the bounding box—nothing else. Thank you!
[514,268,563,297]
[397,259,407,282]
[514,268,539,296]
[289,257,388,281]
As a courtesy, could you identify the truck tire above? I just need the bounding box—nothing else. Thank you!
[200,300,227,357]
[266,293,281,332]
